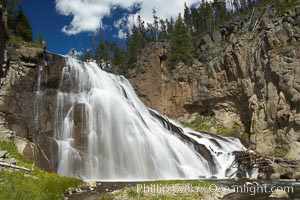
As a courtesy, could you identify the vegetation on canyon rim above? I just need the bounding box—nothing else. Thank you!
[3,0,299,76]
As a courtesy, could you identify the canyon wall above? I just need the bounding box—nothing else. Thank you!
[0,43,66,171]
[130,5,300,158]
[0,4,7,77]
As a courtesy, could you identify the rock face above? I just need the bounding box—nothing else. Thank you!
[0,4,7,77]
[0,43,64,171]
[130,5,300,158]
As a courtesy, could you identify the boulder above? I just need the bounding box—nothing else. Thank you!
[14,137,55,172]
[257,173,266,179]
[35,135,58,172]
[14,137,38,161]
[211,31,222,43]
[0,150,7,158]
[87,181,97,188]
[269,189,289,198]
[293,172,300,180]
[270,173,281,179]
[285,141,300,160]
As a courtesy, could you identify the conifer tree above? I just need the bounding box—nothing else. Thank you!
[2,0,22,30]
[152,8,159,41]
[127,25,142,67]
[15,7,32,42]
[166,18,174,39]
[37,32,44,46]
[147,22,155,42]
[184,3,192,39]
[159,19,167,40]
[137,15,146,47]
[81,49,93,62]
[169,13,194,67]
[212,0,228,25]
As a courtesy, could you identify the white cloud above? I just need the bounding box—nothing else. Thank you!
[55,0,200,36]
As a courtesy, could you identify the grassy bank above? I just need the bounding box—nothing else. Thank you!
[0,140,83,200]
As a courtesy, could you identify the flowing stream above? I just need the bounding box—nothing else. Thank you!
[53,57,246,181]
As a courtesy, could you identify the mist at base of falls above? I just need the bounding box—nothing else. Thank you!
[52,57,246,181]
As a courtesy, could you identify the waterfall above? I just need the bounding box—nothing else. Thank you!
[54,57,246,181]
[34,62,46,133]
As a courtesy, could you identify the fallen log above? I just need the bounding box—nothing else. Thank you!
[0,162,32,172]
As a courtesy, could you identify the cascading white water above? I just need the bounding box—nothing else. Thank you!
[34,62,46,132]
[54,57,246,181]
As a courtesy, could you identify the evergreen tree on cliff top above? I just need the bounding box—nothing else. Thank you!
[15,7,32,42]
[169,13,194,68]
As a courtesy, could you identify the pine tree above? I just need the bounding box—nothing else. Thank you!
[184,3,192,40]
[213,0,228,25]
[201,0,213,31]
[15,7,32,42]
[166,18,174,39]
[94,31,111,68]
[127,24,142,67]
[109,42,128,74]
[137,15,146,47]
[152,8,159,41]
[169,13,194,67]
[190,7,201,36]
[81,49,93,62]
[37,32,44,46]
[147,22,155,42]
[159,19,167,40]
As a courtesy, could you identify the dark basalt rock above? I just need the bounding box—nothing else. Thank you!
[73,103,89,152]
[0,46,66,171]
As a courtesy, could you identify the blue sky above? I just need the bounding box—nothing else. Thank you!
[22,0,201,55]
[22,0,121,54]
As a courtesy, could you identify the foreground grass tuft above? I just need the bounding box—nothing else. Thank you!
[0,140,83,200]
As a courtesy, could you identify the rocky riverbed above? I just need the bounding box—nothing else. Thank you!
[64,179,300,200]
[64,180,234,200]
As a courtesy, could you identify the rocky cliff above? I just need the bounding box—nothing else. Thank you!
[130,3,300,158]
[0,4,7,77]
[0,41,66,171]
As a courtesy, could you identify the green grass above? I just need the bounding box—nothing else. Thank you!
[183,116,215,132]
[0,140,29,164]
[274,0,299,14]
[183,116,248,138]
[273,145,289,158]
[8,32,42,48]
[0,140,83,200]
